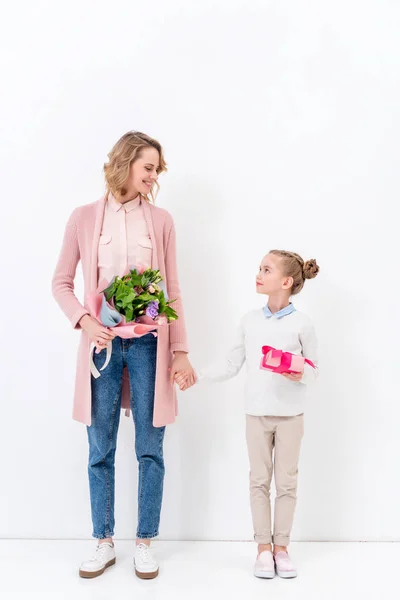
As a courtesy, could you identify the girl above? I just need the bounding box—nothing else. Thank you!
[52,131,195,580]
[176,250,319,579]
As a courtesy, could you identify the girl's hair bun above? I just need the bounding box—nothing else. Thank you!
[303,259,320,280]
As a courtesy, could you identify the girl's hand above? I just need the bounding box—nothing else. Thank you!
[79,314,116,353]
[174,370,194,391]
[281,371,303,382]
[170,352,196,389]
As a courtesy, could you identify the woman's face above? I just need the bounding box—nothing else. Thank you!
[124,147,160,199]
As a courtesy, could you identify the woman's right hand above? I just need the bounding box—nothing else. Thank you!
[79,314,116,353]
[174,370,197,391]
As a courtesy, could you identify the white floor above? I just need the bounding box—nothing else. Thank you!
[0,540,396,600]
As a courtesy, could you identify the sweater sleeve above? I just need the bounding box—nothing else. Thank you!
[52,209,89,329]
[197,320,246,382]
[299,321,319,385]
[164,216,189,353]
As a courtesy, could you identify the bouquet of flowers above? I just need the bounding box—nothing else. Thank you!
[86,268,177,378]
[102,268,178,324]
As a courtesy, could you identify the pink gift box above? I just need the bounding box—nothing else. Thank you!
[260,345,316,374]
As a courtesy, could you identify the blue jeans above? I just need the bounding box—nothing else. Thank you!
[87,334,165,540]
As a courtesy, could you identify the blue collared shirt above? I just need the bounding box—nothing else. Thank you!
[263,303,296,319]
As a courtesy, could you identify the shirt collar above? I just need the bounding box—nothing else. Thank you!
[108,193,141,213]
[263,303,296,319]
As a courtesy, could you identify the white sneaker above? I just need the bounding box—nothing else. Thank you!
[79,542,116,579]
[134,543,159,579]
[254,550,275,579]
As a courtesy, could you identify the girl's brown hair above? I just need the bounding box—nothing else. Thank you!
[104,131,167,203]
[269,250,320,295]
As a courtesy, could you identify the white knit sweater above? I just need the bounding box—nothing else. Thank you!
[198,308,319,416]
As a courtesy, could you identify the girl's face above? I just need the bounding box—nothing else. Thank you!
[256,253,293,296]
[124,147,160,200]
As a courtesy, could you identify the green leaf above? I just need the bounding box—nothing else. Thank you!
[115,283,130,302]
[126,290,136,302]
[164,306,178,321]
[125,308,133,322]
[121,292,135,308]
[105,287,115,301]
[103,280,117,299]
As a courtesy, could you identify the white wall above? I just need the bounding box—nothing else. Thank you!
[1,0,399,541]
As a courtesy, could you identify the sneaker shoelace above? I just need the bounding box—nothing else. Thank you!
[91,544,107,562]
[137,544,150,563]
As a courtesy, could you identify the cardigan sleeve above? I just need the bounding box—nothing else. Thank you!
[52,209,89,329]
[164,216,189,353]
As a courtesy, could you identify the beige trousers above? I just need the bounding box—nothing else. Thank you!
[245,414,304,546]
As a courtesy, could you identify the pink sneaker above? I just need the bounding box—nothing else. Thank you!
[254,550,275,579]
[274,551,297,578]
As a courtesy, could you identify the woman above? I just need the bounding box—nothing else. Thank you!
[52,131,195,579]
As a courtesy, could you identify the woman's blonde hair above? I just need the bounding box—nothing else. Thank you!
[269,250,320,295]
[104,131,167,203]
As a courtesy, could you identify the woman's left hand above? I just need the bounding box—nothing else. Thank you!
[170,352,196,388]
[281,371,303,382]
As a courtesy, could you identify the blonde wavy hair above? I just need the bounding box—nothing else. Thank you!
[269,250,320,295]
[104,131,167,203]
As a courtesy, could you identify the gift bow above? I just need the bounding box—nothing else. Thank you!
[260,345,316,374]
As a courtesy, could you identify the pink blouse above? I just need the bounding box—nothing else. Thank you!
[98,193,152,284]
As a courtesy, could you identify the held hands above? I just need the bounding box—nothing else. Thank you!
[79,314,116,353]
[170,352,197,391]
[174,371,196,391]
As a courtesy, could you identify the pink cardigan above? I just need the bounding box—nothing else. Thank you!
[52,195,189,427]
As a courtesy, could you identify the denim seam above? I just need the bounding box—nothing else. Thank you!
[103,375,123,537]
[138,457,145,529]
[137,428,165,539]
[94,530,115,539]
[136,432,164,536]
[159,428,165,458]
